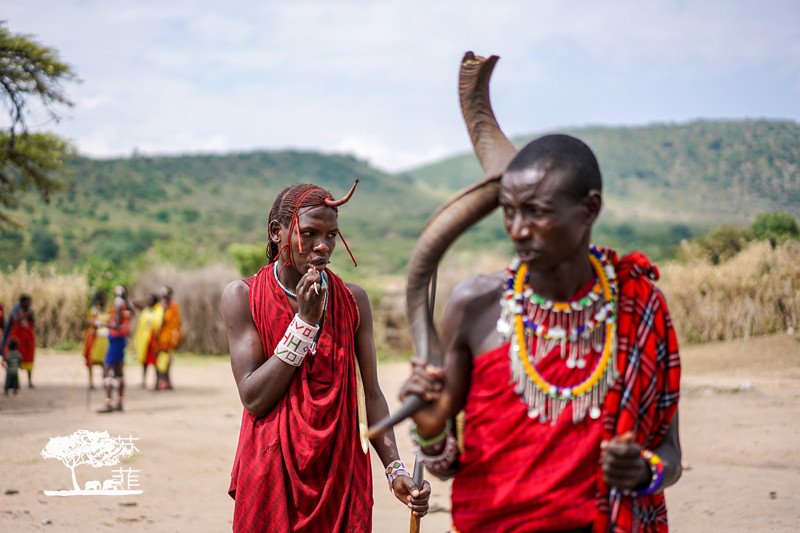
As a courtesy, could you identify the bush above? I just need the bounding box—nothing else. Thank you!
[751,211,800,247]
[227,243,268,277]
[681,224,753,265]
[661,240,800,343]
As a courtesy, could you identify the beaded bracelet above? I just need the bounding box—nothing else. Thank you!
[624,448,666,497]
[385,460,411,491]
[274,314,319,367]
[410,419,452,448]
[414,431,459,473]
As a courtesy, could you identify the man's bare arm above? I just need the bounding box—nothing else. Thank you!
[222,280,297,417]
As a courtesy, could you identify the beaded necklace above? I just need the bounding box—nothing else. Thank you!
[273,261,328,302]
[497,246,619,425]
[273,261,328,350]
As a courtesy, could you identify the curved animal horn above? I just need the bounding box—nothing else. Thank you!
[368,52,517,438]
[459,52,518,180]
[325,179,360,207]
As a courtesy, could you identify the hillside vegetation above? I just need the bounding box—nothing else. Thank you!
[1,116,799,355]
[410,119,800,260]
[3,151,441,277]
[2,119,799,278]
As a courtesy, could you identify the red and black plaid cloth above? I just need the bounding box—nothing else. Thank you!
[228,265,372,532]
[451,250,680,533]
[596,250,681,533]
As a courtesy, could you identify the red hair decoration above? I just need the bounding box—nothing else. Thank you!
[277,181,359,271]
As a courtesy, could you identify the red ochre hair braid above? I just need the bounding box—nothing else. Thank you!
[267,182,359,268]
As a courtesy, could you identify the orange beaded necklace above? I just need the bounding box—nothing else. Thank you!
[499,246,619,424]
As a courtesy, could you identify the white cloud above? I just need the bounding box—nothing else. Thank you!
[3,0,799,171]
[330,134,454,172]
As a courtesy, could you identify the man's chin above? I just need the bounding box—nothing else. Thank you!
[515,250,541,263]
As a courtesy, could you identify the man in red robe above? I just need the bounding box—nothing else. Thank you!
[401,135,682,533]
[223,183,430,532]
[2,294,35,388]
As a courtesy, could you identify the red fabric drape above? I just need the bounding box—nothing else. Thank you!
[3,305,35,364]
[452,250,680,533]
[229,264,372,532]
[595,251,681,533]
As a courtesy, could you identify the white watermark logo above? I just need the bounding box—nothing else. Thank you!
[40,430,143,496]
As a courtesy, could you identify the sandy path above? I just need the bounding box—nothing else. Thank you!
[1,332,798,532]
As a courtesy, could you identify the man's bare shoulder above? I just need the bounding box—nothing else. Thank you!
[222,279,249,300]
[448,270,505,307]
[343,280,366,298]
[221,279,250,319]
[443,271,506,356]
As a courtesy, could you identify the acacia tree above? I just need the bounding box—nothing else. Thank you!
[40,430,135,491]
[0,21,77,227]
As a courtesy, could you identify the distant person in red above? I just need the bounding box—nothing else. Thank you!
[222,182,430,532]
[2,294,35,388]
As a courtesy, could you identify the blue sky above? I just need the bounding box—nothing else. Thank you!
[3,0,799,172]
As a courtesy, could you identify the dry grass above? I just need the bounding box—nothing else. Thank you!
[372,240,800,352]
[10,239,798,355]
[660,239,800,343]
[132,264,240,355]
[0,263,88,347]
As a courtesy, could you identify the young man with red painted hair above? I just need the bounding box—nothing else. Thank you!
[223,183,430,532]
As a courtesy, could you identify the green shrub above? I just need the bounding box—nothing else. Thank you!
[752,211,800,247]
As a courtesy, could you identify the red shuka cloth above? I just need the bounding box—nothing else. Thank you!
[452,250,681,533]
[2,304,35,364]
[228,265,372,532]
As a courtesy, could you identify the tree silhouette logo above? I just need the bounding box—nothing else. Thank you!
[40,429,143,496]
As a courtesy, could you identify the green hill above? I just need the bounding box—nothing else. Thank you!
[3,119,799,275]
[410,119,800,221]
[407,119,800,260]
[4,150,441,276]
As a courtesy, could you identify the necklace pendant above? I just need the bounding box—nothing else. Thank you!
[496,317,510,335]
[549,325,566,340]
[505,246,617,426]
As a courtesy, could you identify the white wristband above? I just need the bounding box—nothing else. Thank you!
[385,460,410,492]
[274,314,319,367]
[290,314,319,341]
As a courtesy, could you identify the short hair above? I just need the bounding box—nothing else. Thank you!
[505,134,602,200]
[8,337,18,350]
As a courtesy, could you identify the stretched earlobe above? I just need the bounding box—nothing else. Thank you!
[268,221,283,243]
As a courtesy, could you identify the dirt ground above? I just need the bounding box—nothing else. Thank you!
[1,332,799,532]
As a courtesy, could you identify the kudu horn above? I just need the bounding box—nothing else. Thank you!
[368,52,518,438]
